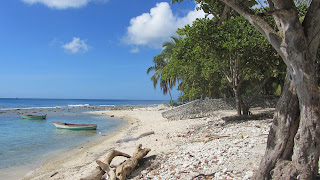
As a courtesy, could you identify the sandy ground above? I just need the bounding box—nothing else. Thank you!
[22,106,274,180]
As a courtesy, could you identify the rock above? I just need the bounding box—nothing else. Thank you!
[243,171,254,179]
[222,168,228,174]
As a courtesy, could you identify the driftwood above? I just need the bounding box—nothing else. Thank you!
[116,131,154,143]
[50,172,58,177]
[81,144,151,180]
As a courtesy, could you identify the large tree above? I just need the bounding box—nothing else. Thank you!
[163,16,284,114]
[172,0,320,179]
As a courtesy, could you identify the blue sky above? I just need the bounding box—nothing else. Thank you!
[0,0,207,100]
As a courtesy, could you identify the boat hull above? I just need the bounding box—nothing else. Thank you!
[21,114,47,120]
[52,122,97,130]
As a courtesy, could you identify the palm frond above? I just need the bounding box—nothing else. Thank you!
[147,66,155,74]
[147,36,183,97]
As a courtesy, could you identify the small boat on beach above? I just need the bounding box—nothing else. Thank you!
[21,114,47,120]
[52,122,97,130]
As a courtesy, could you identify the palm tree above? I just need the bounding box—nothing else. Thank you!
[147,36,181,105]
[161,36,180,57]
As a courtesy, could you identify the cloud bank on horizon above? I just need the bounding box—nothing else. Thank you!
[124,2,208,52]
[62,37,89,54]
[22,0,108,9]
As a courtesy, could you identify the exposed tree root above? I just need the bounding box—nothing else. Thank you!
[81,144,150,180]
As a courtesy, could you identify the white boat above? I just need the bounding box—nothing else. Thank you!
[52,122,97,130]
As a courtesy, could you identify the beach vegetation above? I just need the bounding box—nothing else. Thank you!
[171,0,320,179]
[161,15,285,115]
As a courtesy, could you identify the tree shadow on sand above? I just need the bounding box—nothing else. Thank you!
[221,109,274,126]
[128,155,157,178]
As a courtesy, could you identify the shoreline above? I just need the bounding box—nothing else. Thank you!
[0,106,130,180]
[17,105,274,179]
[20,110,135,180]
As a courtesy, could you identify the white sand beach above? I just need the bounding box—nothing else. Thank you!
[22,106,274,180]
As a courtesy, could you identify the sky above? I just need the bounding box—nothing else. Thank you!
[0,0,207,100]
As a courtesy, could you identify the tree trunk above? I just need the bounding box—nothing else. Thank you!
[241,101,250,115]
[253,35,320,180]
[167,83,173,106]
[253,72,300,179]
[168,89,173,105]
[253,44,320,180]
[233,87,241,115]
[240,75,272,115]
[288,56,320,179]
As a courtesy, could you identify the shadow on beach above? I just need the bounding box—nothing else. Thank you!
[221,109,275,125]
[128,155,157,179]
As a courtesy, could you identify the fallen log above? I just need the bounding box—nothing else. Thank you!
[115,144,151,180]
[81,144,151,180]
[81,150,131,180]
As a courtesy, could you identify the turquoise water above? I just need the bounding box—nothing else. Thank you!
[0,112,123,170]
[0,98,168,179]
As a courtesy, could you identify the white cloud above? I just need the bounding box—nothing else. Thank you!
[62,37,89,54]
[130,47,140,53]
[22,0,108,9]
[123,2,208,49]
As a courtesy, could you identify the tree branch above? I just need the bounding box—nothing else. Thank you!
[206,4,220,22]
[237,69,247,87]
[261,9,294,16]
[247,75,272,106]
[217,5,231,25]
[221,0,283,58]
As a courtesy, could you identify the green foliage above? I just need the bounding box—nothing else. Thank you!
[169,100,180,107]
[161,15,285,102]
[275,84,282,96]
[154,1,307,103]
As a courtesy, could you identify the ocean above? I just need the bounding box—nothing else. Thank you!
[0,98,168,179]
[0,98,168,109]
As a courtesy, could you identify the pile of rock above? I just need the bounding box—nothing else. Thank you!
[162,96,278,120]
